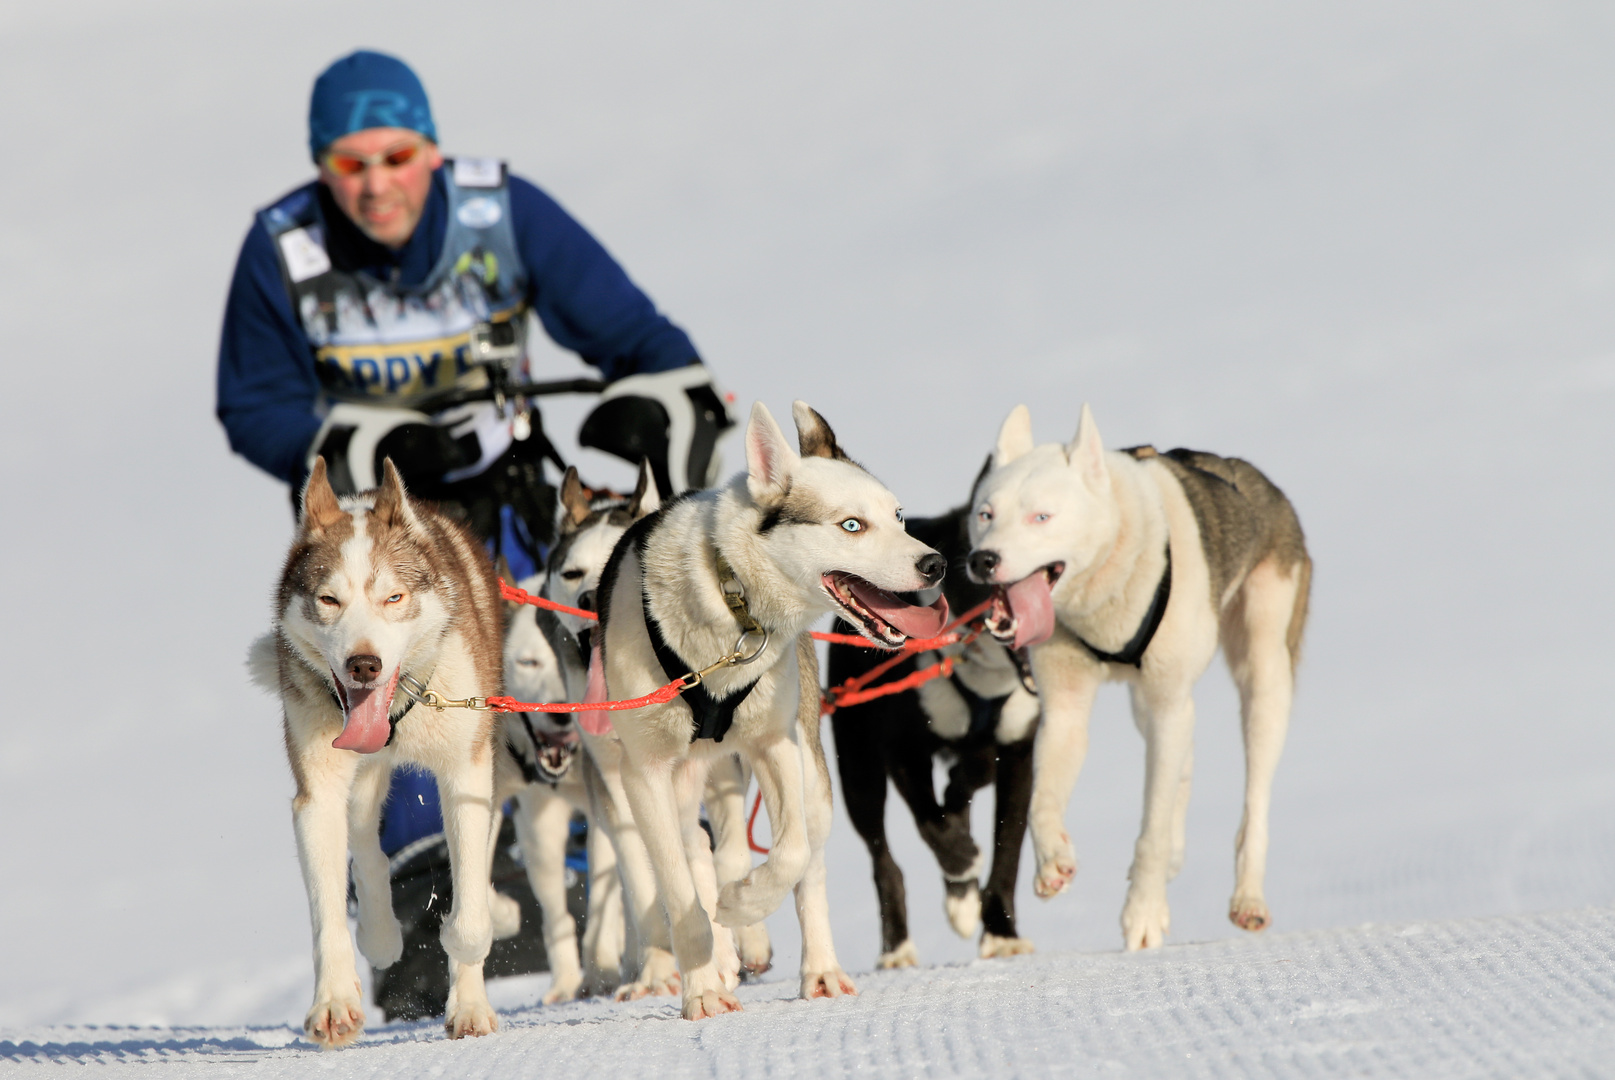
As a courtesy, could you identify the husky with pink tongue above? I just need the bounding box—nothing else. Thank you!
[589,401,949,1021]
[967,404,1312,952]
[250,458,506,1049]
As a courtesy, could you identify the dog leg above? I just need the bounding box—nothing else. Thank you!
[1121,687,1195,950]
[1224,556,1301,933]
[716,735,810,927]
[348,762,404,969]
[829,709,913,966]
[793,699,857,1002]
[619,751,741,1020]
[587,737,679,1000]
[512,788,584,1004]
[291,751,367,1049]
[704,754,773,976]
[680,759,741,990]
[1026,637,1102,899]
[579,789,626,996]
[435,750,498,1039]
[979,733,1036,959]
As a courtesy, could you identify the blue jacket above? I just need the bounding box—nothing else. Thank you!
[217,170,699,483]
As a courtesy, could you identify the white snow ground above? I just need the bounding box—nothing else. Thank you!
[3,2,1614,1075]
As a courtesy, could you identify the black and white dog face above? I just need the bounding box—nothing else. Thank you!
[502,581,588,782]
[742,401,949,648]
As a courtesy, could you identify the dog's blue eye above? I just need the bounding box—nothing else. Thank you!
[1032,513,1051,524]
[386,594,403,604]
[895,508,904,523]
[840,519,863,533]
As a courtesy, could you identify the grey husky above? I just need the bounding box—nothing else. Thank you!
[966,404,1311,950]
[593,401,951,1019]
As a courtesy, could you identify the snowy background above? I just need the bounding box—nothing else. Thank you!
[2,0,1613,1071]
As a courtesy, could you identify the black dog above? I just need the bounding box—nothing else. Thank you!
[827,505,1040,966]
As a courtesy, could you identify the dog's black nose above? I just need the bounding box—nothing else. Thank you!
[967,549,999,582]
[577,590,596,613]
[916,552,946,584]
[552,712,573,727]
[346,653,383,684]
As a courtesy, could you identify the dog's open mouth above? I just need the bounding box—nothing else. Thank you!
[984,563,1065,649]
[523,723,580,783]
[822,571,950,649]
[330,668,400,755]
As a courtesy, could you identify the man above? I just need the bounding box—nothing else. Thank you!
[218,49,730,1016]
[218,49,731,579]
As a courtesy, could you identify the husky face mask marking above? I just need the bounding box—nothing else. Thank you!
[280,458,451,753]
[967,404,1120,648]
[744,402,949,647]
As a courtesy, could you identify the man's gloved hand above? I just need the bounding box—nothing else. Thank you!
[578,363,733,496]
[306,403,469,498]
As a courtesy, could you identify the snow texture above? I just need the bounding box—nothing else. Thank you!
[2,0,1614,1075]
[7,908,1615,1076]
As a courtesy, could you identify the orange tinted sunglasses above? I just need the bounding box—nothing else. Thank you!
[322,140,428,177]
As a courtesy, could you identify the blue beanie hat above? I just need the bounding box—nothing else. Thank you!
[308,50,437,161]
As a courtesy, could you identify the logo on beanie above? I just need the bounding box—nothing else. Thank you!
[343,90,418,133]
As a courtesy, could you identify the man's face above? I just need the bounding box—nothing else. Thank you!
[318,127,443,250]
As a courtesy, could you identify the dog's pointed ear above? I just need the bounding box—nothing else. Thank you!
[372,458,420,530]
[1066,403,1109,492]
[994,405,1035,467]
[745,401,797,506]
[628,457,662,519]
[792,401,850,462]
[299,457,346,534]
[560,466,591,533]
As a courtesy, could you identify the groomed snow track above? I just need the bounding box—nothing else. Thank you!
[6,906,1611,1078]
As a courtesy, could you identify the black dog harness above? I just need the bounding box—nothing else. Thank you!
[641,553,769,743]
[1072,546,1173,668]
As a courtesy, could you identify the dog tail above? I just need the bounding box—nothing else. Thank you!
[246,632,280,693]
[1286,555,1312,675]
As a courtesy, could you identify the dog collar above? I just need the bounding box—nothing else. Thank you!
[1073,545,1172,668]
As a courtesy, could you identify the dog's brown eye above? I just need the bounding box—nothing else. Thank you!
[319,595,340,606]
[560,568,586,581]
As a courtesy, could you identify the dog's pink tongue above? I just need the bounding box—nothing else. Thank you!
[332,669,398,754]
[847,579,951,641]
[578,646,614,736]
[1006,574,1056,649]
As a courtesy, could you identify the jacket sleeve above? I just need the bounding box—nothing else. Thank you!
[215,221,323,485]
[509,176,701,383]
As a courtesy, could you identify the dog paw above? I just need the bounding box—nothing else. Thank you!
[877,940,919,969]
[715,878,783,928]
[615,949,681,1000]
[488,889,522,941]
[542,971,583,1005]
[444,996,498,1040]
[1121,890,1171,950]
[356,913,404,969]
[682,988,742,1020]
[978,933,1035,959]
[802,968,858,1000]
[1229,894,1270,932]
[304,987,365,1050]
[737,924,773,978]
[1033,856,1077,898]
[944,879,982,938]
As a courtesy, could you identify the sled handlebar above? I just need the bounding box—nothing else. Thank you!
[416,376,607,411]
